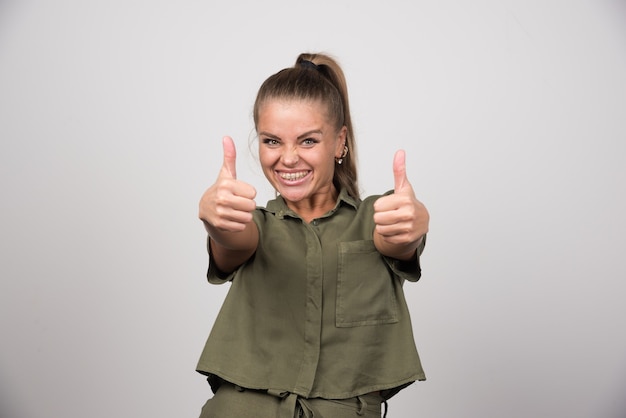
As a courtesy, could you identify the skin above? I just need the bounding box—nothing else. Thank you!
[198,98,429,273]
[257,99,347,222]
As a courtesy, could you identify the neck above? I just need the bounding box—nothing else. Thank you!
[284,187,339,223]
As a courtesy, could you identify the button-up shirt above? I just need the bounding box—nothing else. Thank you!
[197,189,426,400]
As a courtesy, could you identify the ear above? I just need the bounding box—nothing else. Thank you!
[335,126,348,158]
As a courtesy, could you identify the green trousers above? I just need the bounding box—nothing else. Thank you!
[199,382,383,418]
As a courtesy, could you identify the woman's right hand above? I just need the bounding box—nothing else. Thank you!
[199,136,257,235]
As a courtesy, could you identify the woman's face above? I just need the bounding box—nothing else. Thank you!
[257,99,346,209]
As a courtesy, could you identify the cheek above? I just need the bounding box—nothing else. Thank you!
[258,149,273,168]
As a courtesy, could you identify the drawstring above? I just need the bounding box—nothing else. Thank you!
[267,389,383,417]
[296,397,318,418]
[356,395,367,416]
[297,395,375,417]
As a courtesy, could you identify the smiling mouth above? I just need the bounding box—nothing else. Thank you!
[278,171,309,181]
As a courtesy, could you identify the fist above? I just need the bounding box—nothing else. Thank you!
[199,136,257,232]
[373,150,429,246]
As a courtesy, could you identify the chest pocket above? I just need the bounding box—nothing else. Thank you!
[336,240,399,327]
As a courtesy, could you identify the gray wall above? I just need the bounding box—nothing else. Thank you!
[1,1,625,417]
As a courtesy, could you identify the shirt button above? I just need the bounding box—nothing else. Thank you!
[312,220,319,226]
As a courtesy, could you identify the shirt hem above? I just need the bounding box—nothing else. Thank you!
[196,366,425,400]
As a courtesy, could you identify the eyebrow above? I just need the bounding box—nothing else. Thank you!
[258,129,324,140]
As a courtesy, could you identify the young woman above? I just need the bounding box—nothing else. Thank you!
[197,53,429,418]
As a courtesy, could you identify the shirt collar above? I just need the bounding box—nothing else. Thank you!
[264,188,360,220]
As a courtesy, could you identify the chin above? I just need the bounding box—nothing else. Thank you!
[277,190,305,202]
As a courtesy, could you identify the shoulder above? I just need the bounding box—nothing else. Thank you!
[358,190,393,210]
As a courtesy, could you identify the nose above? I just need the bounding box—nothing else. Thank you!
[281,146,298,166]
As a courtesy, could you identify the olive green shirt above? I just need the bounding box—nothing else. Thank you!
[196,189,426,400]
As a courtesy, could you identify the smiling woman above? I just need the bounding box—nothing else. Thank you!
[257,99,347,220]
[196,52,430,418]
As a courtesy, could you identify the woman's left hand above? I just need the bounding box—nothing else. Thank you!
[373,150,429,257]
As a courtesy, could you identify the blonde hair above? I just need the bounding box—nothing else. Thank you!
[253,53,359,200]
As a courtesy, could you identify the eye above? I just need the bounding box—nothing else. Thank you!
[301,138,319,146]
[262,138,280,147]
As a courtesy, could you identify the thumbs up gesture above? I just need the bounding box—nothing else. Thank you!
[373,150,429,259]
[199,136,257,233]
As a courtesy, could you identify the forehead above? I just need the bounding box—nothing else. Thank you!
[257,99,332,129]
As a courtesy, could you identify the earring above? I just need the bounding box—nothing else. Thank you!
[336,145,348,165]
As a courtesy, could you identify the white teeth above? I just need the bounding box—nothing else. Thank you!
[279,171,308,181]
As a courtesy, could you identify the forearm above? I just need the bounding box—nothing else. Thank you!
[374,233,425,261]
[205,220,258,273]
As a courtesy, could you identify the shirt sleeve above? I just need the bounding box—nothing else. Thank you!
[382,234,426,283]
[205,210,264,285]
[206,237,236,284]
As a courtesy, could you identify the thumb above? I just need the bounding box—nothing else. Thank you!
[221,136,237,179]
[393,149,408,192]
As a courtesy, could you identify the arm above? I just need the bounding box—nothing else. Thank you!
[204,223,258,274]
[199,136,259,273]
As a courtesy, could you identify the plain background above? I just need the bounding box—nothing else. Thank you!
[1,1,625,417]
